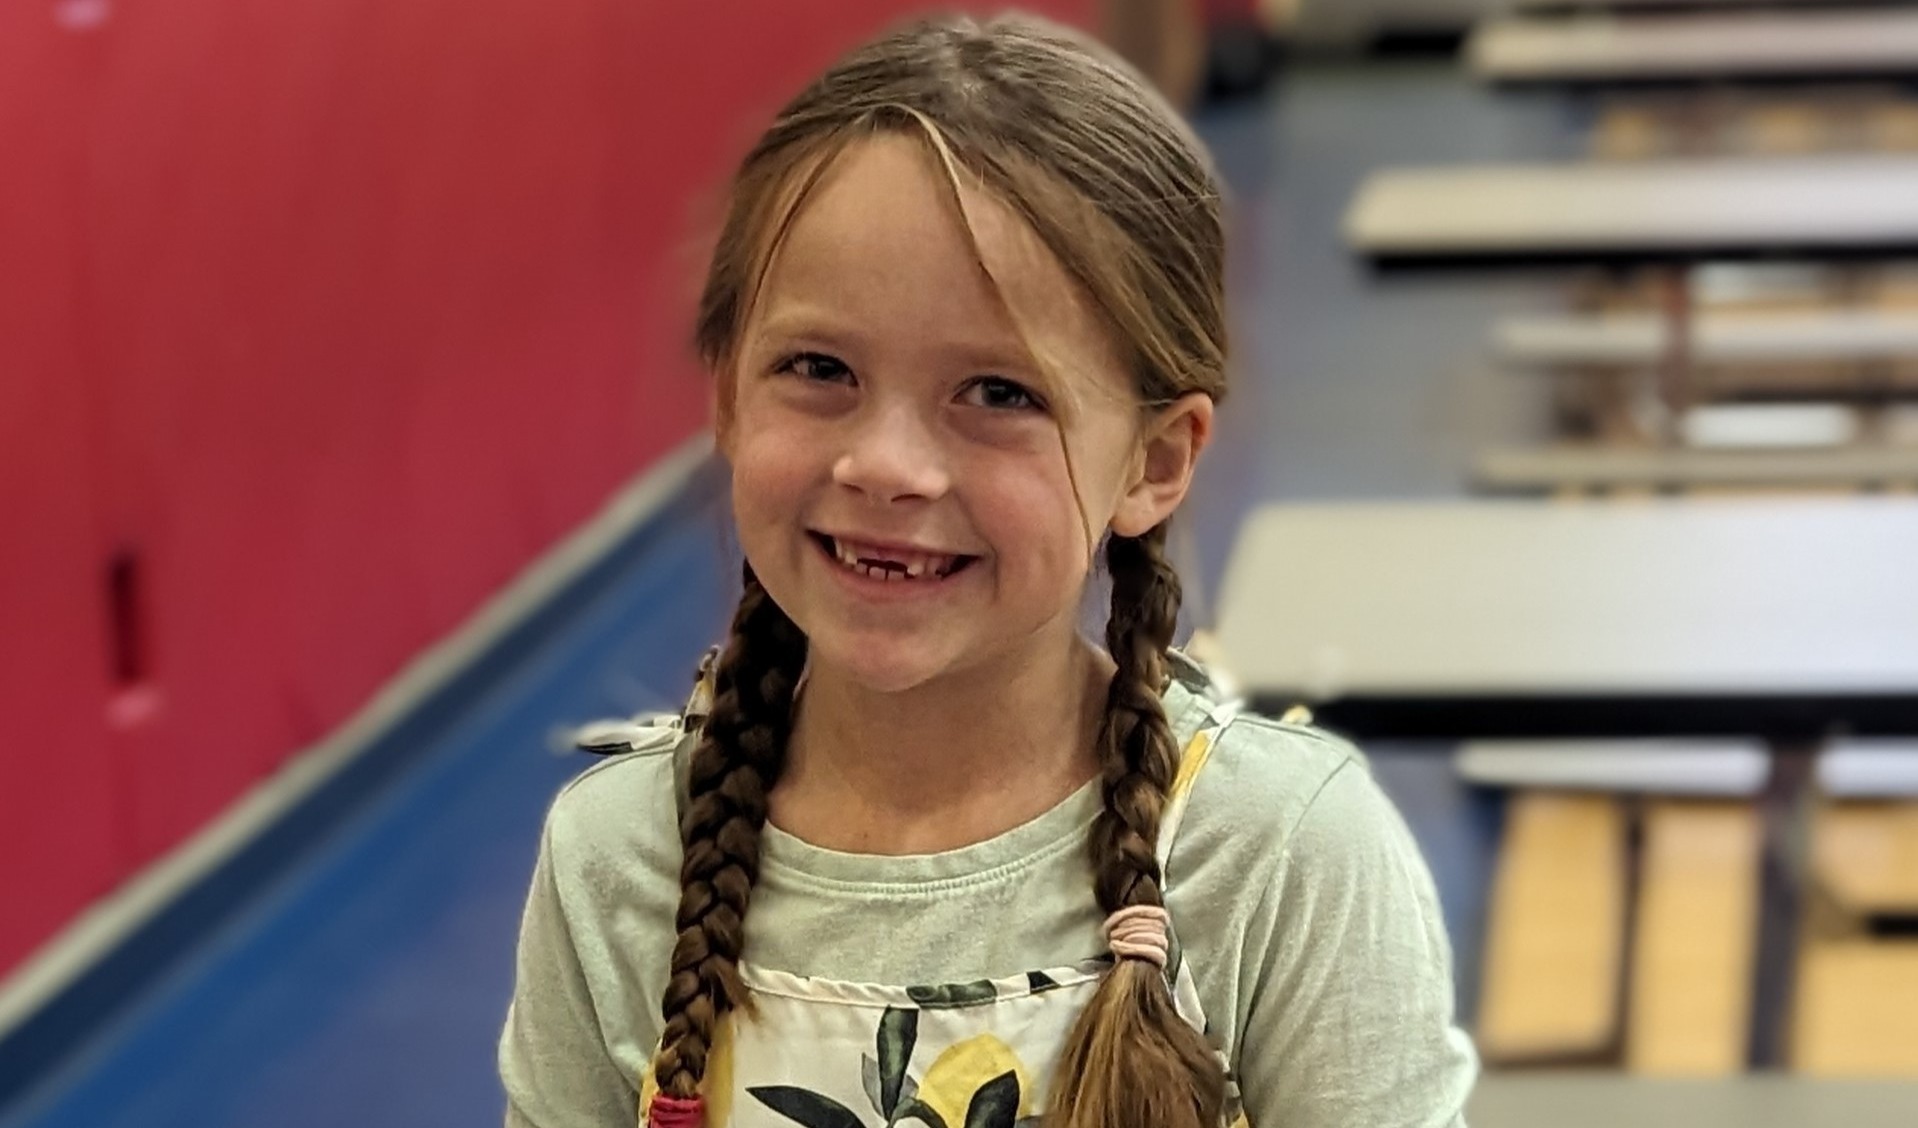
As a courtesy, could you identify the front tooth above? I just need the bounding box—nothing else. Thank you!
[905,557,926,578]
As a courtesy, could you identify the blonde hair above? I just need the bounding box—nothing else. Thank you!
[658,15,1230,1128]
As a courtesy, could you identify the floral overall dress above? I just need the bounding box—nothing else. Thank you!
[623,654,1253,1128]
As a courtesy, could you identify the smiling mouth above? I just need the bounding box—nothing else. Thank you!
[809,533,980,583]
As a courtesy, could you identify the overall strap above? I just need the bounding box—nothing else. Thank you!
[1156,667,1242,871]
[1148,655,1244,1046]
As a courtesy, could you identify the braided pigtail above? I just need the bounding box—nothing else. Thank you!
[1048,523,1225,1128]
[652,562,807,1116]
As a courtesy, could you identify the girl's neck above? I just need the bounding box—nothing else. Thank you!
[771,634,1116,856]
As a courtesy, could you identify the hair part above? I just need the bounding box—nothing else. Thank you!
[659,14,1230,1128]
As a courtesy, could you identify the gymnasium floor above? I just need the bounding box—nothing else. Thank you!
[6,60,1912,1128]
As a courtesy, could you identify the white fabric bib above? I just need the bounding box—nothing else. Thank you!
[638,688,1249,1128]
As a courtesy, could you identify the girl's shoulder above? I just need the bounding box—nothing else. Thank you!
[1166,647,1363,788]
[536,711,691,883]
[1164,649,1381,861]
[555,645,719,831]
[1189,712,1368,843]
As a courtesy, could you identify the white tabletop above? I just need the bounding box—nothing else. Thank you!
[1214,497,1918,700]
[1818,738,1918,795]
[1474,443,1918,488]
[1472,10,1918,82]
[1344,156,1918,262]
[1457,739,1775,793]
[1494,311,1918,365]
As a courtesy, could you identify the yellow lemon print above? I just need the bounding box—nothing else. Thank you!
[914,1034,1033,1128]
[637,1016,737,1128]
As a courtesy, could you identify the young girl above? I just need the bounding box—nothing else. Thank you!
[501,14,1475,1128]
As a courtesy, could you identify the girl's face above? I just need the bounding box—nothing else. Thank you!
[720,134,1206,695]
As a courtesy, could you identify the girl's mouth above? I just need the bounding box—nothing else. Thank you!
[809,533,980,583]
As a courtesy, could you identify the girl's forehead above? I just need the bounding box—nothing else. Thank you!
[782,135,1041,268]
[755,136,1123,382]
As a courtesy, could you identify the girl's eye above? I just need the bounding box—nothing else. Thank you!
[962,376,1045,412]
[777,352,853,385]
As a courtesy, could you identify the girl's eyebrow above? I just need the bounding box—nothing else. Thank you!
[752,306,864,349]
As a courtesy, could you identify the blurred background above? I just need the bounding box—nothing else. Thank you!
[4,0,1918,1125]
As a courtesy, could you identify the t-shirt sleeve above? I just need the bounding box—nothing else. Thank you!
[498,803,639,1128]
[1235,757,1479,1128]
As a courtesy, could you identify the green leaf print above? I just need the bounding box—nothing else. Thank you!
[905,980,998,1009]
[895,1097,949,1128]
[749,1086,868,1128]
[1024,970,1064,994]
[877,1006,919,1117]
[896,1075,921,1123]
[963,1071,1021,1128]
[862,1055,884,1119]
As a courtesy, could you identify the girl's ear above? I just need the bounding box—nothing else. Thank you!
[1111,393,1212,538]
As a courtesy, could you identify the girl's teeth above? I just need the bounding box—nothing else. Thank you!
[829,539,957,581]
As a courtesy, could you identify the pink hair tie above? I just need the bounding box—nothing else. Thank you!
[1104,904,1172,969]
[648,1093,705,1128]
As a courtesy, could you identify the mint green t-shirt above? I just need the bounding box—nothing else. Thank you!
[499,659,1477,1127]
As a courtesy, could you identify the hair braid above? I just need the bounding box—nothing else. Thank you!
[1088,524,1183,912]
[654,562,806,1100]
[1049,522,1224,1128]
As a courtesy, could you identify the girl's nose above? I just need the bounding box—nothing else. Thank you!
[831,405,950,504]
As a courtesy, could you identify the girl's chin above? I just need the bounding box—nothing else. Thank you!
[802,632,971,696]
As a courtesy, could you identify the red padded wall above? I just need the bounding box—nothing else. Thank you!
[0,0,1092,979]
[0,3,127,981]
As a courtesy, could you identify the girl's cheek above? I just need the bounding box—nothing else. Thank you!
[728,438,803,524]
[971,463,1084,557]
[733,400,826,472]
